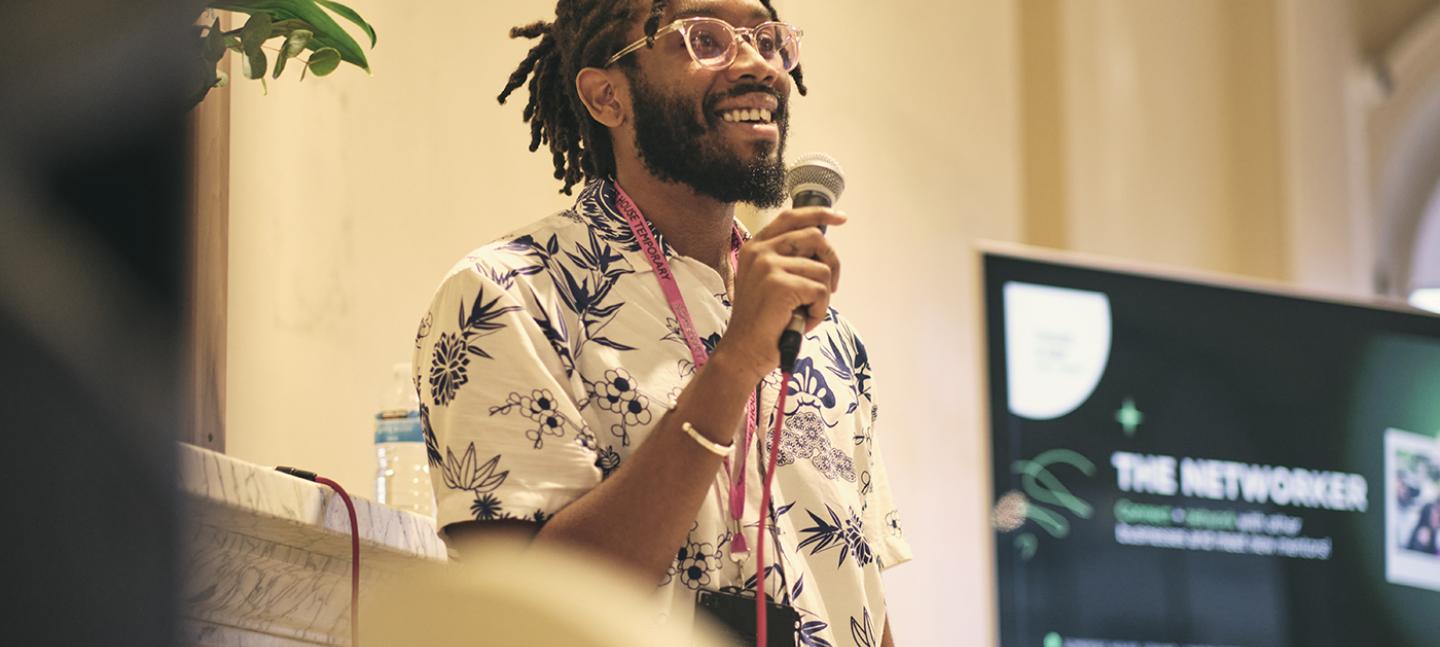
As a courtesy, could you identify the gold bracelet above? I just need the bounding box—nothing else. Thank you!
[681,421,734,457]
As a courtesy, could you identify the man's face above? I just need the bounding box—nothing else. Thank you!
[622,0,792,208]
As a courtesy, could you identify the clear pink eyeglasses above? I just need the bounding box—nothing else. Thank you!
[605,17,803,72]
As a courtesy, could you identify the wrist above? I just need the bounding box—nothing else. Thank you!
[671,351,758,446]
[705,346,765,389]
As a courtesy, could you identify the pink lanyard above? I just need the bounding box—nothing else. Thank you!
[614,184,758,555]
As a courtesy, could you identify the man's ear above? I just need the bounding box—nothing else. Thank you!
[576,67,626,128]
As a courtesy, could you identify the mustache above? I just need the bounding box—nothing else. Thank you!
[703,83,788,121]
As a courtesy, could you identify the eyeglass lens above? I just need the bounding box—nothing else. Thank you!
[686,21,799,71]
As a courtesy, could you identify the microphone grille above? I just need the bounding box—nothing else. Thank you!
[786,152,846,202]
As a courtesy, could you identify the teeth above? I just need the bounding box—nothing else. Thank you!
[720,108,774,124]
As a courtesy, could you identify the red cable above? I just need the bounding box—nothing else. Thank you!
[754,371,792,647]
[315,476,361,647]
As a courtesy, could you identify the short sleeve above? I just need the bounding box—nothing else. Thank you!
[412,265,600,535]
[852,335,913,571]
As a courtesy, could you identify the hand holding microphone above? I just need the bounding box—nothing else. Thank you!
[777,154,846,372]
[712,154,847,382]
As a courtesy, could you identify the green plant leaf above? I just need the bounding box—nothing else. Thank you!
[315,0,375,47]
[240,11,270,48]
[272,29,312,78]
[243,47,268,80]
[195,55,218,101]
[268,18,312,36]
[210,1,369,73]
[216,69,230,89]
[240,11,272,58]
[286,29,312,55]
[203,17,226,62]
[306,46,341,77]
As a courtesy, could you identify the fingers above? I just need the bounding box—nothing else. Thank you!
[773,256,833,293]
[776,274,831,326]
[768,227,826,256]
[753,207,847,241]
[805,305,828,332]
[766,229,840,292]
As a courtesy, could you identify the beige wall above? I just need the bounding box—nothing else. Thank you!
[1024,0,1293,282]
[226,1,1388,643]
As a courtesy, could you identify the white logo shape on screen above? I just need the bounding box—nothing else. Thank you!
[1004,282,1113,420]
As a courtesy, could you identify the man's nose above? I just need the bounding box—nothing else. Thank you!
[725,34,779,85]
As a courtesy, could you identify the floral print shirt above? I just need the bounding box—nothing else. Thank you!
[413,179,912,646]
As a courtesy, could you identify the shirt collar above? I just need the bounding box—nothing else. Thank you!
[572,178,752,269]
[572,178,674,266]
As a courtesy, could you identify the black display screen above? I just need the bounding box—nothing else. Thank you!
[983,250,1440,647]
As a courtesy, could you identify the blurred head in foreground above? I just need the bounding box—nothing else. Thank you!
[364,539,734,646]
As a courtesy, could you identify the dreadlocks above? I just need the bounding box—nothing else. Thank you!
[497,0,808,194]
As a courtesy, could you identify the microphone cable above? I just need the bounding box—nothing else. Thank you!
[754,369,794,647]
[275,466,361,647]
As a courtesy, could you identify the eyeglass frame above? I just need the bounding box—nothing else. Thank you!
[604,17,804,72]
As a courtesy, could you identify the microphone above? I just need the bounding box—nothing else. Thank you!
[777,153,846,372]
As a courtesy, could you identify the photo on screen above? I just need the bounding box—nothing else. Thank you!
[1385,428,1440,592]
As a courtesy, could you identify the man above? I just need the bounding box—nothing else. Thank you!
[1409,503,1439,555]
[413,1,910,644]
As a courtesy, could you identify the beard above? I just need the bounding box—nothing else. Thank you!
[627,74,789,208]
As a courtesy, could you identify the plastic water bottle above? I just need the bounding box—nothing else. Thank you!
[375,362,435,517]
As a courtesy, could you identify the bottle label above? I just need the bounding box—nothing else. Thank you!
[375,411,423,444]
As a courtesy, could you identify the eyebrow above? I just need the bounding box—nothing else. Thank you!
[670,5,771,23]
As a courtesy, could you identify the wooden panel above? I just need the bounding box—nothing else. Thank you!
[1019,0,1070,250]
[186,10,230,451]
